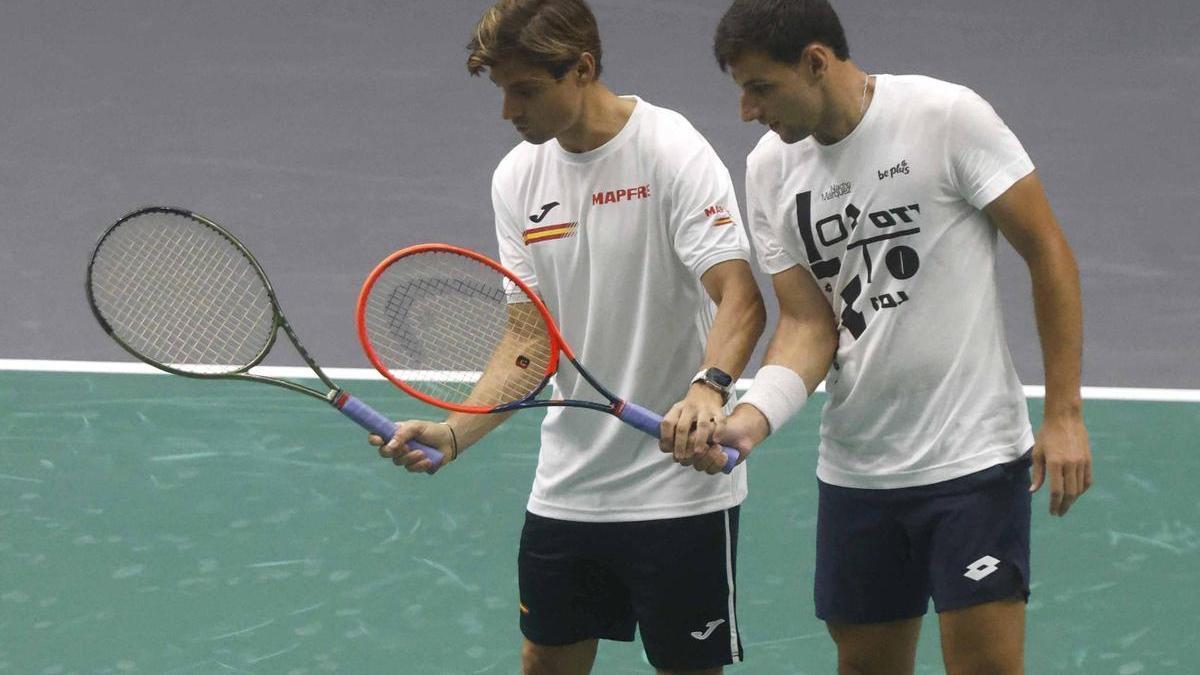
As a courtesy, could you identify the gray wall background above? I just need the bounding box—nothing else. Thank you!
[1,0,1197,388]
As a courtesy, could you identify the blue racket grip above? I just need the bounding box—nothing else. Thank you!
[617,401,739,475]
[336,393,445,474]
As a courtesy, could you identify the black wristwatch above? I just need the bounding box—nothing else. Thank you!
[691,367,734,404]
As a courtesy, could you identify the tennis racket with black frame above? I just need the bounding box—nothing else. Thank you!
[355,243,739,474]
[86,206,444,471]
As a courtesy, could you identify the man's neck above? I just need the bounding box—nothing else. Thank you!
[557,85,636,153]
[812,65,872,146]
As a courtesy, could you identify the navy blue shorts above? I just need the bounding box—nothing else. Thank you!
[815,452,1032,624]
[518,507,743,670]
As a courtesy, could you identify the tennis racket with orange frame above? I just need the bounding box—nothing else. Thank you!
[355,243,739,474]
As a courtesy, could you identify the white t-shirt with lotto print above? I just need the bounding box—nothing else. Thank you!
[492,96,750,521]
[745,74,1036,489]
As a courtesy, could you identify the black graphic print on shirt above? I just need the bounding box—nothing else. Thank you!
[796,191,923,340]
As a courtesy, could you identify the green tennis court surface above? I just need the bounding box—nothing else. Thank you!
[2,371,1197,673]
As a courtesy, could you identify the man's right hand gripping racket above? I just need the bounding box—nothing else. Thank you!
[355,243,741,475]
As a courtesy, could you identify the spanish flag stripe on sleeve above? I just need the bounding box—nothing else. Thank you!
[523,221,578,245]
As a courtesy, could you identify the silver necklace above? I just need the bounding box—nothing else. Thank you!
[860,73,870,114]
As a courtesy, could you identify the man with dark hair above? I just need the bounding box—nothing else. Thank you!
[664,0,1094,672]
[374,1,766,673]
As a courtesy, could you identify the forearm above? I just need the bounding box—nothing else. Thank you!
[700,283,766,378]
[727,263,838,443]
[663,262,765,461]
[445,409,516,451]
[1028,238,1084,418]
[448,302,548,451]
[731,312,836,445]
[759,313,837,395]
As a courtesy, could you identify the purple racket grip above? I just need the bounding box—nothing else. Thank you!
[616,401,739,475]
[336,393,445,474]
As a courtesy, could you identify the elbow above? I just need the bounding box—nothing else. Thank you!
[1021,229,1077,273]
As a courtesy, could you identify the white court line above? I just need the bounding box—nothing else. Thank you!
[1,358,1199,402]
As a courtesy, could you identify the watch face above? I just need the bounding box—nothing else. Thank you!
[706,368,733,388]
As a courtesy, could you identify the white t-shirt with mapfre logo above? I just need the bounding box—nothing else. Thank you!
[492,96,750,522]
[746,75,1036,489]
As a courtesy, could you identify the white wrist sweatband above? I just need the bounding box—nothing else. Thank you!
[738,365,809,435]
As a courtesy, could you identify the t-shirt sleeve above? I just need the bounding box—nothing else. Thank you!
[492,169,538,301]
[947,88,1035,210]
[745,147,799,275]
[669,145,751,279]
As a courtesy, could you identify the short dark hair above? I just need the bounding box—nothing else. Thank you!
[714,0,850,72]
[467,0,603,79]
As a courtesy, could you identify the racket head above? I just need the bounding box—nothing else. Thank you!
[356,243,564,414]
[86,206,280,377]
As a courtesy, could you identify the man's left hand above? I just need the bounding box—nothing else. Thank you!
[1030,413,1093,516]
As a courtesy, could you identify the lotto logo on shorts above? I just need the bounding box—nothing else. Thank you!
[963,555,1001,581]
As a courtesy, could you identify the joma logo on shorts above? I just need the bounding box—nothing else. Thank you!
[690,619,725,640]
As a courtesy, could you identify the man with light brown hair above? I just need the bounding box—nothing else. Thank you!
[374,0,766,673]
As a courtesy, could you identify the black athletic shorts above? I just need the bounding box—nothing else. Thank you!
[815,452,1032,624]
[518,506,743,669]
